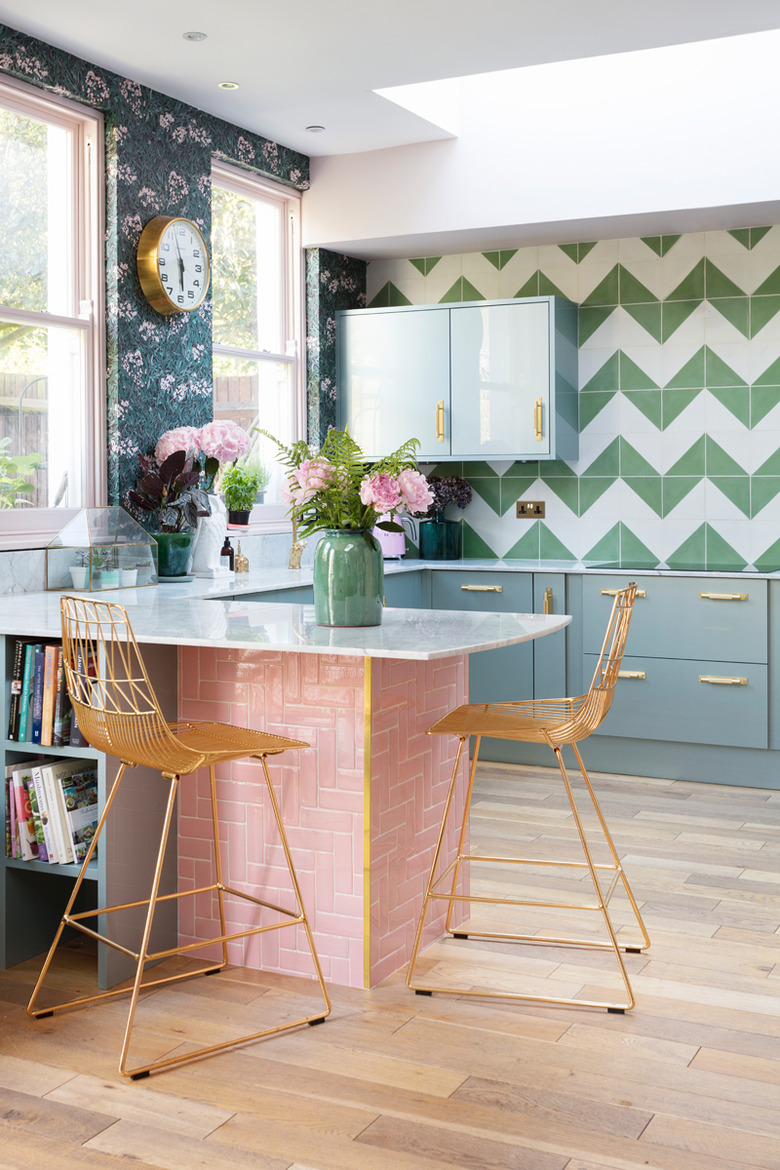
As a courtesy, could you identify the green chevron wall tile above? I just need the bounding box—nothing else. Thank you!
[578,243,598,262]
[754,536,780,571]
[582,265,619,306]
[662,299,701,340]
[368,281,412,307]
[539,524,576,560]
[440,277,485,303]
[751,385,780,426]
[705,437,746,477]
[750,295,780,338]
[666,524,707,570]
[623,477,663,515]
[471,475,501,514]
[409,257,442,276]
[662,477,700,516]
[709,386,750,427]
[504,460,540,478]
[462,521,498,558]
[709,477,750,516]
[514,272,540,297]
[749,227,772,248]
[539,459,577,480]
[750,477,780,517]
[559,244,578,264]
[543,477,579,513]
[538,273,568,299]
[667,258,705,301]
[579,305,615,344]
[729,227,772,249]
[704,525,747,572]
[461,461,497,478]
[619,351,659,390]
[704,260,745,299]
[619,525,661,568]
[666,436,706,477]
[583,438,620,478]
[618,265,658,305]
[753,265,780,295]
[582,352,619,394]
[500,475,536,516]
[504,523,541,559]
[623,390,662,428]
[619,439,658,478]
[754,449,780,476]
[666,346,706,388]
[583,524,621,565]
[709,298,750,338]
[662,387,703,428]
[579,392,614,430]
[641,237,664,257]
[754,356,780,385]
[579,477,615,514]
[483,250,517,270]
[428,461,464,477]
[558,242,597,264]
[623,302,663,342]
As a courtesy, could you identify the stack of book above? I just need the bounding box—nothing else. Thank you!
[6,638,89,748]
[4,756,99,865]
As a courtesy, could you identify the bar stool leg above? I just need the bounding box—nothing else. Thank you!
[208,764,229,968]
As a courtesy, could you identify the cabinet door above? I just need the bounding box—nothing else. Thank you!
[449,301,551,458]
[337,308,451,460]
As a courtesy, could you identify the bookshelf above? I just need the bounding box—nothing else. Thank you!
[1,632,179,989]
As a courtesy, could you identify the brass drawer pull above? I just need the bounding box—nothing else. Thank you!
[543,586,553,615]
[600,588,646,598]
[618,670,646,680]
[435,399,445,443]
[534,396,543,441]
[699,592,748,601]
[699,675,748,685]
[461,584,503,593]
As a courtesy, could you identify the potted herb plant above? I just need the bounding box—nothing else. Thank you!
[221,464,261,526]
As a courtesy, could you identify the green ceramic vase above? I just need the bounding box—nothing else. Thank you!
[153,531,194,577]
[313,528,383,627]
[419,517,460,559]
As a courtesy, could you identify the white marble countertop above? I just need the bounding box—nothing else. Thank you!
[0,583,571,661]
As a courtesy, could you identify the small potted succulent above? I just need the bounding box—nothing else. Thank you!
[221,464,261,526]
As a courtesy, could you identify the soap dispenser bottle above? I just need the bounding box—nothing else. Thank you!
[220,537,234,571]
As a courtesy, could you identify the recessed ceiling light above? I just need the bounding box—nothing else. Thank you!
[306,125,326,133]
[183,31,207,41]
[218,81,240,90]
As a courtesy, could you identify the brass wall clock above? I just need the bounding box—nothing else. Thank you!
[137,215,211,315]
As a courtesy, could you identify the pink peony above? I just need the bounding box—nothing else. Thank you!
[397,468,434,514]
[198,420,251,465]
[359,472,402,514]
[282,457,338,508]
[154,426,202,464]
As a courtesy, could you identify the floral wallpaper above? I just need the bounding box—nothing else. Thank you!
[0,22,309,506]
[305,248,366,445]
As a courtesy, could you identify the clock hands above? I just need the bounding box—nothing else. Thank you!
[173,230,185,290]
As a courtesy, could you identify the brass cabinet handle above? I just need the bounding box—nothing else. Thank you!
[699,675,748,685]
[543,586,553,615]
[600,588,646,598]
[461,584,503,593]
[436,399,445,443]
[534,396,543,441]
[618,670,646,679]
[699,592,748,601]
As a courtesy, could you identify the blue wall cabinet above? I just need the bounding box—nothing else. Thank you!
[337,297,578,462]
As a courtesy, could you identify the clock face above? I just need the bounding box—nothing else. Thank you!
[157,219,210,312]
[137,215,211,315]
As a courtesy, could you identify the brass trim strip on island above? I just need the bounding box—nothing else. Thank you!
[699,592,748,601]
[699,675,748,685]
[461,584,503,593]
[618,670,646,680]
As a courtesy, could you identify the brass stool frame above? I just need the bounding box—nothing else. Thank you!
[27,596,331,1078]
[407,583,650,1012]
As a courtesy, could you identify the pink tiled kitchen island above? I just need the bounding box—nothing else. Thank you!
[0,584,570,990]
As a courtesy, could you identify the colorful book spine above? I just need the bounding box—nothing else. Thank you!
[26,776,49,863]
[4,765,15,858]
[30,644,46,745]
[68,646,92,749]
[7,638,27,739]
[31,761,58,863]
[60,768,99,863]
[52,647,73,748]
[12,766,38,860]
[17,642,36,744]
[40,644,59,748]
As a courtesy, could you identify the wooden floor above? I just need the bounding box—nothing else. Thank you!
[2,759,780,1170]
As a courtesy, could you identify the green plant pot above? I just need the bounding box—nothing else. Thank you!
[313,529,383,627]
[153,531,194,577]
[419,518,460,560]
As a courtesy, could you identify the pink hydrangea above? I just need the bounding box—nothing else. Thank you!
[359,472,402,514]
[282,457,338,508]
[397,468,434,514]
[198,420,251,465]
[154,426,202,464]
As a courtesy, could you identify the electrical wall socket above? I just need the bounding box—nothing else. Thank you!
[516,500,545,518]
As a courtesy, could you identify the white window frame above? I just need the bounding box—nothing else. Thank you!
[0,74,105,551]
[211,159,304,532]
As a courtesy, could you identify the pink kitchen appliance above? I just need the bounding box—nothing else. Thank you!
[372,515,416,558]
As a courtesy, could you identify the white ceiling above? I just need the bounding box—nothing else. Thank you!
[1,0,780,156]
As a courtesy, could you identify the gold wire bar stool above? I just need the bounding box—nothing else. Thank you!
[407,582,650,1012]
[27,595,331,1078]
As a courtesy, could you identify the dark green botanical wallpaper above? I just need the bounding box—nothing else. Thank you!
[0,22,309,506]
[305,248,366,445]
